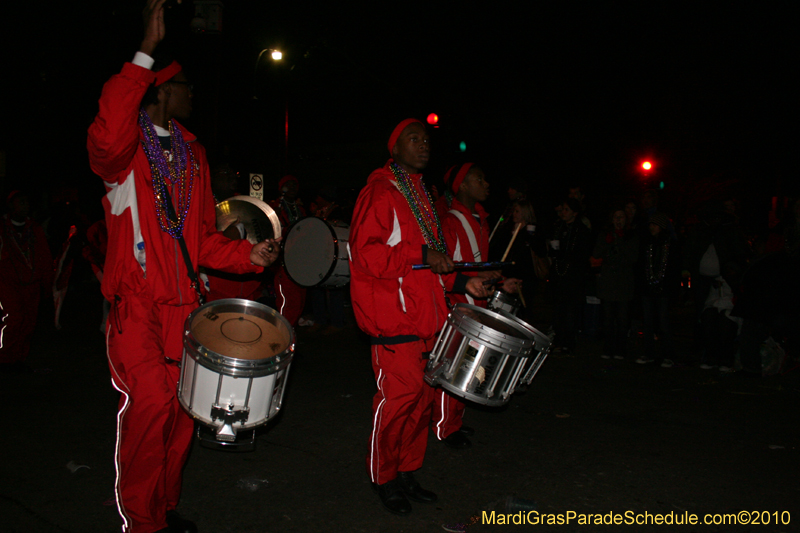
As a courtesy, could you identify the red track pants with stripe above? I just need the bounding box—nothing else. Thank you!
[0,282,40,364]
[274,266,306,327]
[106,295,195,533]
[432,389,466,440]
[367,340,434,485]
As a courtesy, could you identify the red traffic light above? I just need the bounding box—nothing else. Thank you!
[426,113,439,125]
[641,161,652,171]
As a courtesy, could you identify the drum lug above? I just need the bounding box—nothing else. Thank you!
[211,403,250,442]
[423,360,447,386]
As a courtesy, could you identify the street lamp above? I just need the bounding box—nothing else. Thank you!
[252,48,288,171]
[253,48,283,98]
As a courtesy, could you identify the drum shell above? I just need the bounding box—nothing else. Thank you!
[179,299,295,432]
[491,309,552,387]
[426,304,534,407]
[282,217,350,288]
[179,355,290,430]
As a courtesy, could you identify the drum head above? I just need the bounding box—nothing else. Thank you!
[216,196,281,244]
[282,217,338,287]
[457,304,532,342]
[185,299,295,378]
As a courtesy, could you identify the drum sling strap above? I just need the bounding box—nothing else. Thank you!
[448,209,482,262]
[448,209,482,306]
[163,187,206,305]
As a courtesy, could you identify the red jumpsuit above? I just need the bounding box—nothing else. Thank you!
[349,161,455,485]
[0,215,53,365]
[270,198,306,326]
[434,199,490,440]
[205,194,264,302]
[88,61,262,533]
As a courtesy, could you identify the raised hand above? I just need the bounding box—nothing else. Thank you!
[140,0,175,56]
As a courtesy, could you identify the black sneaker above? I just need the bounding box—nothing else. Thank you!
[443,431,472,449]
[396,471,438,503]
[372,479,412,515]
[458,425,475,437]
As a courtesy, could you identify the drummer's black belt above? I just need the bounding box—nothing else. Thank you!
[370,335,420,346]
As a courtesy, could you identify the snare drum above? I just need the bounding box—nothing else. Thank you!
[283,217,350,287]
[492,310,552,389]
[487,290,521,315]
[425,304,535,406]
[179,299,295,442]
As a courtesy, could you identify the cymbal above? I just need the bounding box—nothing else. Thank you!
[215,196,281,244]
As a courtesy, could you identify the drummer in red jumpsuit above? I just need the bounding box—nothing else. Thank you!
[349,119,491,515]
[0,190,54,373]
[87,2,278,532]
[434,164,520,448]
[433,164,490,449]
[270,175,307,326]
[204,165,265,303]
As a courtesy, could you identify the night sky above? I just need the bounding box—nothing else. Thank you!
[3,2,795,226]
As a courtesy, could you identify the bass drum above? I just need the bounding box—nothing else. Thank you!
[282,216,350,288]
[179,299,295,443]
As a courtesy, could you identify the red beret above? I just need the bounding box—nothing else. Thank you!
[278,175,298,191]
[387,118,424,154]
[447,163,475,194]
[155,61,183,86]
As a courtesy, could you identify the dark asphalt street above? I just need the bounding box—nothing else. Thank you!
[1,284,797,533]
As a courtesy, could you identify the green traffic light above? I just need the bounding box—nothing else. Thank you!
[459,141,467,152]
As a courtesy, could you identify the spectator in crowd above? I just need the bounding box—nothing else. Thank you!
[593,209,638,360]
[637,213,680,367]
[548,198,593,354]
[683,200,751,366]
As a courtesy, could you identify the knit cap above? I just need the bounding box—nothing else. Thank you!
[649,212,669,229]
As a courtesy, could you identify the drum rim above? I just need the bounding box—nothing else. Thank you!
[437,381,510,407]
[490,307,552,350]
[281,216,344,288]
[450,303,535,355]
[183,298,295,377]
[489,290,520,304]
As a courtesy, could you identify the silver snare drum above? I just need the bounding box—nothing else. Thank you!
[491,309,552,389]
[487,290,521,315]
[283,217,350,288]
[424,304,535,406]
[179,299,295,442]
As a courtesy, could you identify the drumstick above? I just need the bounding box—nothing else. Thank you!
[517,281,527,308]
[411,261,515,271]
[488,216,504,244]
[501,223,523,262]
